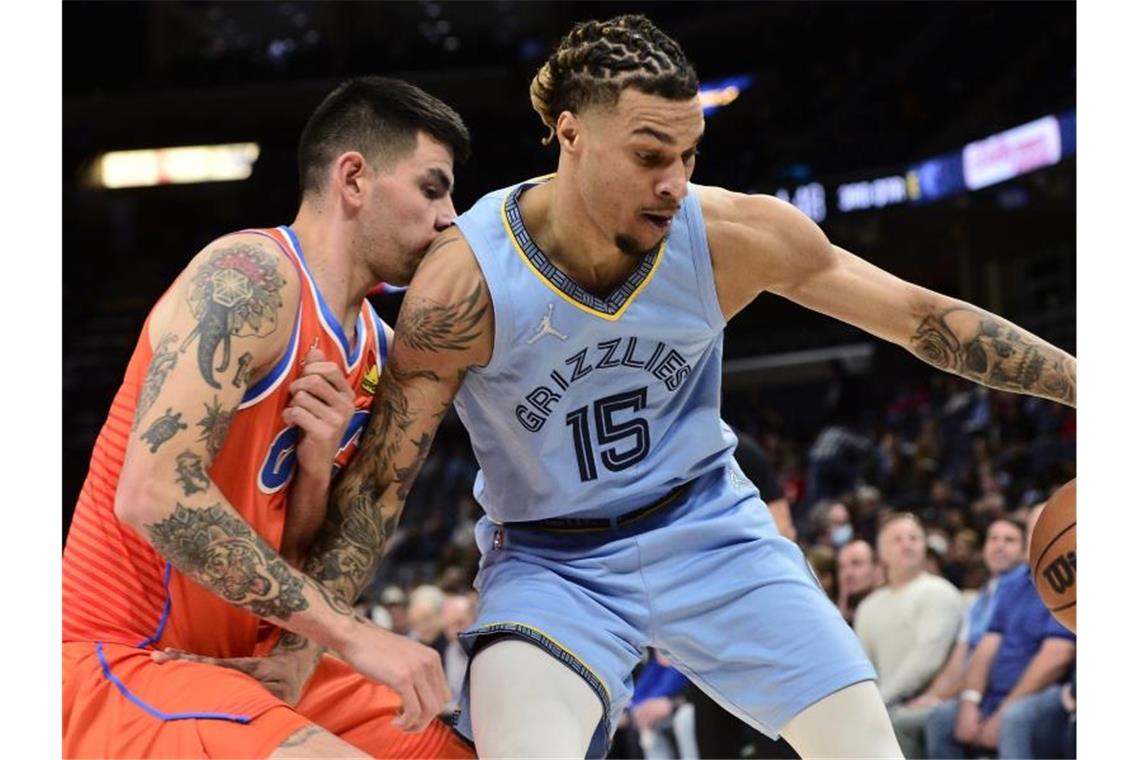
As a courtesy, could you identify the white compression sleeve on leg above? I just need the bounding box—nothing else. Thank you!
[779,680,903,759]
[470,637,604,758]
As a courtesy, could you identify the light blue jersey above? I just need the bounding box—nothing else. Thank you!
[453,177,737,523]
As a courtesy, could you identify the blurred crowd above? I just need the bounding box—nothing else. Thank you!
[354,369,1076,759]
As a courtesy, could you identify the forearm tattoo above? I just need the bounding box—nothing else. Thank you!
[275,630,309,652]
[174,450,210,496]
[181,244,285,389]
[911,306,1076,406]
[146,504,309,621]
[133,333,180,431]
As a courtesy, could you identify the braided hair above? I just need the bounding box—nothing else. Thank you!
[530,15,699,144]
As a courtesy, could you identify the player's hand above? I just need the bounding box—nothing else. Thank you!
[631,697,675,731]
[150,641,320,706]
[284,348,356,477]
[339,623,450,732]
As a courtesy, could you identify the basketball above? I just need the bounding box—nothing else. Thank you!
[1029,479,1076,632]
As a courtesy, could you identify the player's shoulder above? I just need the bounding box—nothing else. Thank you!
[180,230,302,300]
[694,184,821,244]
[193,229,297,273]
[149,228,302,349]
[411,225,487,295]
[695,183,833,288]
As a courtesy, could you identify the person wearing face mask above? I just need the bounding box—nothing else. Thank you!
[810,499,854,548]
[854,514,963,710]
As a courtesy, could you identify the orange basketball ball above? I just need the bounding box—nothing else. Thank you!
[1029,479,1076,633]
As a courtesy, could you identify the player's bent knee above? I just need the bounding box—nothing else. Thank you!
[780,680,903,759]
[269,724,370,759]
[470,637,603,758]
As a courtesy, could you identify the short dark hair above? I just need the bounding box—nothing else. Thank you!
[986,516,1028,546]
[298,76,471,194]
[529,14,699,144]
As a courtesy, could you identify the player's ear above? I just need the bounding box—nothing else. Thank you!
[333,151,368,210]
[556,111,582,154]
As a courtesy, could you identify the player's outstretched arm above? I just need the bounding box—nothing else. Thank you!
[306,226,493,611]
[699,187,1075,407]
[115,235,449,729]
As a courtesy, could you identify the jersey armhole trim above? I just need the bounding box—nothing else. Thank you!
[685,188,727,331]
[453,219,510,378]
[236,229,305,410]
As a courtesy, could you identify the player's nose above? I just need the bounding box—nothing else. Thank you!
[435,196,457,230]
[654,164,689,203]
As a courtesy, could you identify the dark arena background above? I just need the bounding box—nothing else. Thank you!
[63,3,1075,758]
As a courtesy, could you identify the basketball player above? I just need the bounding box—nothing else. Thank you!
[62,77,474,758]
[328,15,1078,758]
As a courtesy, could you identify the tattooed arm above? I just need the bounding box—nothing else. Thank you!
[699,186,1075,406]
[116,235,449,728]
[304,227,493,612]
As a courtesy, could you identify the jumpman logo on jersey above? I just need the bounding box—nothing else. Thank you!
[527,303,569,344]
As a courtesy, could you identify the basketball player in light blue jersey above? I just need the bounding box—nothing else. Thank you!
[329,14,1077,758]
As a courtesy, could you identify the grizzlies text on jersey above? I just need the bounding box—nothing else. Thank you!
[453,177,738,522]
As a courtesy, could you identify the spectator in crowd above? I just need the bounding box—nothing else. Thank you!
[890,517,1027,757]
[836,539,882,625]
[808,499,853,550]
[407,584,449,661]
[943,527,980,588]
[626,651,698,760]
[924,504,1076,759]
[995,664,1076,759]
[380,584,410,636]
[441,593,476,715]
[806,545,838,602]
[855,514,962,708]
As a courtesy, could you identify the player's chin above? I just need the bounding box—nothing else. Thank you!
[615,230,665,258]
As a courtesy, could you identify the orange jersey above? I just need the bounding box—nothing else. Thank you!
[63,226,389,657]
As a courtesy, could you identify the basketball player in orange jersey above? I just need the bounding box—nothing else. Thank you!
[62,76,475,758]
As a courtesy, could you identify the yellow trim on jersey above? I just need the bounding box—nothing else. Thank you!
[477,620,613,702]
[499,178,665,322]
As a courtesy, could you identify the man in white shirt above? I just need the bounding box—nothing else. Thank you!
[855,514,963,711]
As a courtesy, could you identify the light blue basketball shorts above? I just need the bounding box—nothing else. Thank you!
[453,459,877,757]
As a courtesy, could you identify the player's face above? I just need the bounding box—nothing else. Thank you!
[984,520,1026,573]
[364,132,457,286]
[879,520,926,575]
[579,90,704,257]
